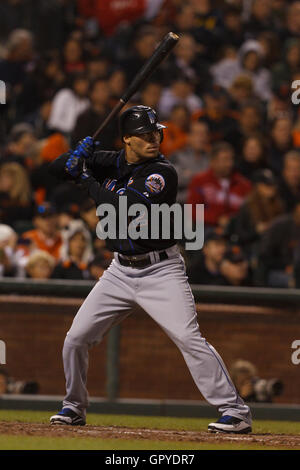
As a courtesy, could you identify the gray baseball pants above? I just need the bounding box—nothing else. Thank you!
[62,246,251,424]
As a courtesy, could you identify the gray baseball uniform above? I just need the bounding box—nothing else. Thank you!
[62,246,251,424]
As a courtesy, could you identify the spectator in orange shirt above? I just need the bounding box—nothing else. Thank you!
[187,142,252,230]
[160,104,190,158]
[20,202,62,260]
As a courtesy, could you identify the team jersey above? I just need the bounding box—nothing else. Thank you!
[49,149,178,255]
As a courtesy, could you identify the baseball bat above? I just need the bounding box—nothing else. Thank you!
[92,32,179,139]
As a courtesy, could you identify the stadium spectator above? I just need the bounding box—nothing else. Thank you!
[283,1,300,41]
[226,169,284,252]
[52,220,93,280]
[120,27,159,84]
[139,82,162,113]
[77,0,163,37]
[0,224,17,277]
[25,250,55,280]
[232,102,264,153]
[220,245,252,286]
[25,100,53,139]
[24,53,66,109]
[221,4,246,48]
[72,78,117,149]
[79,199,98,234]
[278,150,300,211]
[172,4,196,34]
[160,104,190,158]
[0,162,34,231]
[272,38,300,99]
[257,200,300,287]
[163,33,210,94]
[209,44,239,91]
[192,86,238,144]
[56,203,80,230]
[268,117,294,175]
[238,39,272,102]
[236,135,268,181]
[0,29,34,87]
[158,74,202,120]
[2,123,37,166]
[187,231,227,285]
[189,0,224,60]
[62,38,85,75]
[86,54,111,82]
[187,141,251,229]
[108,68,127,105]
[227,75,255,110]
[171,121,210,204]
[19,202,62,261]
[47,73,90,136]
[244,0,274,36]
[211,39,272,102]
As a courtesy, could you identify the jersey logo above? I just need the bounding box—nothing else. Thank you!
[127,176,134,186]
[105,179,117,191]
[145,174,165,194]
[116,188,126,195]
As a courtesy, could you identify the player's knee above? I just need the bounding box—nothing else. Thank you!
[64,331,88,348]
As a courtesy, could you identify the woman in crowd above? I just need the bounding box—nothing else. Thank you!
[236,135,267,181]
[52,219,93,280]
[0,162,34,232]
[226,169,284,253]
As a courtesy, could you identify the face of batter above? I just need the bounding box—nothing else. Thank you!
[124,130,161,164]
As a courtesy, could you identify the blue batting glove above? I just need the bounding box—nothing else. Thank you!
[75,136,94,159]
[65,150,82,177]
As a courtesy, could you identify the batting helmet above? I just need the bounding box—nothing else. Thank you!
[119,105,166,141]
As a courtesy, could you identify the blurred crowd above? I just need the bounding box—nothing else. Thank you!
[1,0,300,288]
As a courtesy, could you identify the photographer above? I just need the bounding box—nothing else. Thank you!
[230,359,283,403]
[0,368,39,396]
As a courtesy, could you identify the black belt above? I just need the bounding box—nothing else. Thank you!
[118,250,169,268]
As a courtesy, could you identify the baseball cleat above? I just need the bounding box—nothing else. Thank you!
[208,415,252,434]
[50,408,86,426]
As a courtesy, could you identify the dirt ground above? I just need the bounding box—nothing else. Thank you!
[0,421,300,448]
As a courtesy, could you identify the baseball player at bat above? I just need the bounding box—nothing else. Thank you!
[48,105,252,434]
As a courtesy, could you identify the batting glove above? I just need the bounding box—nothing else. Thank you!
[65,150,82,178]
[75,136,94,159]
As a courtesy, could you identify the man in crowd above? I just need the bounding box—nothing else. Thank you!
[187,141,251,230]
